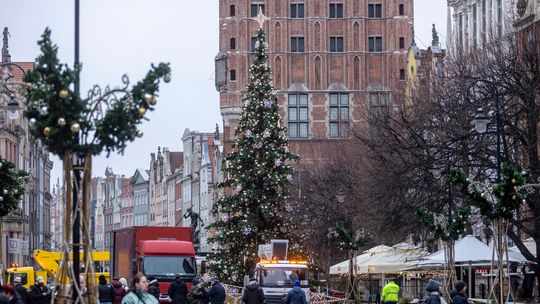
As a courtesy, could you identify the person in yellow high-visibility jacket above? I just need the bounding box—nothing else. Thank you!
[381,279,400,304]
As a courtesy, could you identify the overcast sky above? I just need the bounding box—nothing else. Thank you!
[1,0,447,183]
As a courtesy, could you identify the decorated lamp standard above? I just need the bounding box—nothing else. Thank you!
[17,6,171,302]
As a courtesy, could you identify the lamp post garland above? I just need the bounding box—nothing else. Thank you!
[0,157,27,216]
[22,28,170,303]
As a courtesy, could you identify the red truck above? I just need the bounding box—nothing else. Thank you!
[112,226,196,302]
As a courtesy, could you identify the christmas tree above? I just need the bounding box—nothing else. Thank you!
[207,28,297,283]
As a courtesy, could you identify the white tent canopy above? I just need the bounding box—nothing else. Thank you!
[510,238,536,257]
[414,235,527,269]
[329,244,428,275]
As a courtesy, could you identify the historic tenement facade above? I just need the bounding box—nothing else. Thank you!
[216,0,414,162]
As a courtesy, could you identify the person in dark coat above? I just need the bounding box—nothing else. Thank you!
[1,285,24,304]
[30,276,51,304]
[242,278,265,304]
[284,280,306,304]
[450,280,468,304]
[12,277,28,304]
[112,278,127,304]
[98,275,116,304]
[147,276,160,301]
[207,277,226,304]
[189,278,209,304]
[522,262,536,303]
[425,279,444,304]
[168,274,188,304]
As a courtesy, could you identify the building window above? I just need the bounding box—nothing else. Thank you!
[290,37,305,52]
[497,0,502,36]
[329,3,343,18]
[399,37,405,49]
[288,94,309,139]
[230,69,236,81]
[329,93,349,138]
[399,4,404,16]
[482,0,486,40]
[251,37,257,52]
[368,4,382,18]
[399,69,405,80]
[369,92,389,116]
[368,36,383,52]
[230,38,236,50]
[251,4,265,17]
[473,4,478,48]
[230,5,236,16]
[329,36,344,52]
[291,3,305,18]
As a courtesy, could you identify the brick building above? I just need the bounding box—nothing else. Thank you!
[215,0,414,161]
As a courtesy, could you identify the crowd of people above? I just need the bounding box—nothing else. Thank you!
[0,272,311,304]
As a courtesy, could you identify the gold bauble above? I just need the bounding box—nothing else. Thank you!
[43,127,51,136]
[71,123,80,133]
[57,117,66,126]
[138,107,147,117]
[59,89,69,99]
[143,93,153,104]
[512,179,517,184]
[148,97,157,106]
[512,195,517,200]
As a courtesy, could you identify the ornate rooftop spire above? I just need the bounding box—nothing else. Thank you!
[2,27,11,63]
[432,24,440,46]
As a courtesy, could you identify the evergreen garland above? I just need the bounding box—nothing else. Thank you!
[0,157,27,216]
[450,163,529,219]
[23,28,171,158]
[207,28,298,284]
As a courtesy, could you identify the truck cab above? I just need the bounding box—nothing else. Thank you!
[253,260,310,304]
[137,240,197,302]
[5,266,47,289]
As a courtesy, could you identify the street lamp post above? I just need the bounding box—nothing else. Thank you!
[468,78,506,304]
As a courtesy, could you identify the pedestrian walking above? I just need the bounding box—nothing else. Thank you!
[425,279,447,304]
[522,262,535,303]
[30,276,51,304]
[168,274,188,304]
[12,277,28,304]
[1,285,24,304]
[119,278,129,293]
[284,280,307,304]
[147,276,160,301]
[98,275,116,304]
[208,277,226,304]
[189,278,209,304]
[112,278,127,304]
[121,273,158,304]
[451,280,468,304]
[242,277,265,304]
[381,279,400,304]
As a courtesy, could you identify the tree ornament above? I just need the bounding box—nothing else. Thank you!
[3,189,7,195]
[138,107,147,117]
[70,123,80,133]
[58,89,69,99]
[136,130,144,138]
[0,197,3,202]
[29,118,37,126]
[43,127,51,136]
[144,93,153,104]
[57,117,66,126]
[163,73,172,83]
[148,97,157,106]
[40,106,49,116]
[512,179,517,184]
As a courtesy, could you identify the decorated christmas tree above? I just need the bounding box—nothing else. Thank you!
[207,28,298,283]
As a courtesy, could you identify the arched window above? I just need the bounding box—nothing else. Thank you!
[314,56,322,90]
[230,69,236,81]
[353,22,360,50]
[353,56,360,89]
[275,22,282,51]
[275,56,282,89]
[314,22,321,50]
[230,37,236,50]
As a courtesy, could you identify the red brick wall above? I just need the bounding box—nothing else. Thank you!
[219,0,413,161]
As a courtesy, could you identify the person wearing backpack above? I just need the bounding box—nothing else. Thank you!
[98,275,116,304]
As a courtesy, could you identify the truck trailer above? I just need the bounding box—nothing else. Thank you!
[112,226,196,303]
